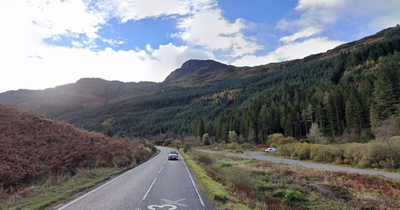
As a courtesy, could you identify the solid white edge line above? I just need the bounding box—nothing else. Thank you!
[181,154,205,208]
[59,150,161,210]
[58,161,146,210]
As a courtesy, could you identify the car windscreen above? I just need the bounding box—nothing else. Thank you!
[170,151,178,154]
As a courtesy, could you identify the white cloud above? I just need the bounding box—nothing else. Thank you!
[102,38,125,46]
[175,3,262,57]
[281,0,400,32]
[231,54,279,67]
[16,0,105,39]
[279,27,322,43]
[0,42,214,93]
[274,37,343,61]
[0,0,220,93]
[96,0,185,23]
[232,37,343,67]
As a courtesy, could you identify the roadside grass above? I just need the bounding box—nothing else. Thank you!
[0,149,160,210]
[0,168,123,210]
[199,144,400,174]
[180,151,248,209]
[185,150,400,210]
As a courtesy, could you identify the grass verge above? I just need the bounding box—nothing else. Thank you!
[1,168,124,210]
[180,151,250,210]
[184,150,400,210]
[1,149,160,210]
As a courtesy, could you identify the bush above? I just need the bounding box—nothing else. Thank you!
[309,144,324,162]
[278,137,296,145]
[197,154,214,165]
[223,166,254,190]
[277,143,297,157]
[163,138,173,146]
[226,142,239,150]
[267,133,284,145]
[170,139,183,147]
[285,190,302,201]
[240,143,254,150]
[294,142,311,160]
[184,142,191,153]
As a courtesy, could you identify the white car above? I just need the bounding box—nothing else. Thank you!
[168,150,179,160]
[265,148,277,153]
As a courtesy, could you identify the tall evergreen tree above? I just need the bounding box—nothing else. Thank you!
[372,54,400,121]
[195,118,205,138]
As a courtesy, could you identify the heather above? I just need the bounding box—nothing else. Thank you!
[0,103,155,196]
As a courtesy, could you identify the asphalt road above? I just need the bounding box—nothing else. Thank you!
[196,149,400,180]
[56,147,213,210]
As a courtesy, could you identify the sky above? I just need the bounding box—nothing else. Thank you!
[0,0,399,93]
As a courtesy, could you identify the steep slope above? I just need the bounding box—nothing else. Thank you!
[0,103,155,194]
[162,27,391,87]
[58,26,400,139]
[0,26,396,118]
[162,59,238,87]
[0,78,162,117]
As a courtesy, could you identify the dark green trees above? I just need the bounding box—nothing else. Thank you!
[372,53,400,121]
[195,118,205,138]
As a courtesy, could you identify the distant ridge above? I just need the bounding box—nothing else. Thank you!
[0,27,393,115]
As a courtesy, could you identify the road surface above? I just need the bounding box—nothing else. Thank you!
[196,149,400,180]
[56,147,213,210]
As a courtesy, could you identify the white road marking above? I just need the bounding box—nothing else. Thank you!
[181,153,205,208]
[147,204,177,210]
[161,198,187,207]
[58,158,155,210]
[136,159,167,208]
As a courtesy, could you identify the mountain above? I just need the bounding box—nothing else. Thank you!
[56,26,400,139]
[0,26,396,118]
[162,27,391,87]
[162,59,238,87]
[0,78,161,117]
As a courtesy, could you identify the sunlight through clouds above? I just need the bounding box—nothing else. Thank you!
[0,0,399,92]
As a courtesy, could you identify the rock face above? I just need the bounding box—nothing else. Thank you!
[162,59,237,87]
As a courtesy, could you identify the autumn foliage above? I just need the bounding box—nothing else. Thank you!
[0,103,154,195]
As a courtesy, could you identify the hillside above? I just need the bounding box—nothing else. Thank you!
[0,27,393,116]
[55,26,400,142]
[0,78,161,117]
[0,103,155,195]
[162,27,391,87]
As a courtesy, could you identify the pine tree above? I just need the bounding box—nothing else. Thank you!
[373,55,400,121]
[195,118,205,138]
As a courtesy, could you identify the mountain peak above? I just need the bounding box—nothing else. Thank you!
[163,59,235,87]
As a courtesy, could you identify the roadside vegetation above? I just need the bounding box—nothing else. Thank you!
[1,168,123,210]
[0,103,156,209]
[184,150,400,210]
[65,27,400,173]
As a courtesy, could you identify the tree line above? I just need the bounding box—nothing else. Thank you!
[60,26,400,144]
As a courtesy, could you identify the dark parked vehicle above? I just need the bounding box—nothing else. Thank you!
[168,150,179,160]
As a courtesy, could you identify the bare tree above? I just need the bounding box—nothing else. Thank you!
[308,123,326,144]
[375,116,400,140]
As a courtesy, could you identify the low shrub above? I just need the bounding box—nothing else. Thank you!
[197,154,214,165]
[285,190,302,201]
[240,143,254,150]
[226,142,240,150]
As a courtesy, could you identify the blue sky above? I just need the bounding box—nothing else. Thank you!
[1,0,399,93]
